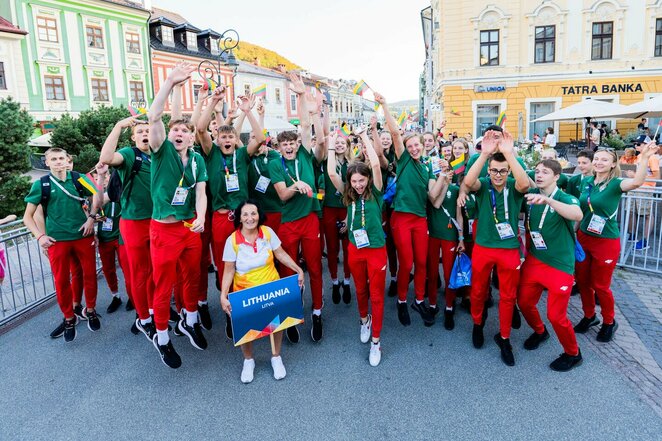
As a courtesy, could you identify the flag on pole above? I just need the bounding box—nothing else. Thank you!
[397,111,407,128]
[496,111,507,128]
[253,84,267,98]
[450,108,461,116]
[373,102,381,111]
[451,153,466,175]
[78,175,98,195]
[337,123,351,139]
[205,78,217,91]
[128,105,147,117]
[353,80,368,96]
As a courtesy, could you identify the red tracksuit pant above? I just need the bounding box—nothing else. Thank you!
[264,211,282,237]
[198,210,213,301]
[211,210,236,281]
[118,244,132,301]
[71,254,83,304]
[279,213,324,310]
[383,209,398,277]
[391,212,428,302]
[119,219,154,321]
[322,206,350,280]
[150,220,202,331]
[575,231,620,325]
[470,243,521,339]
[98,239,119,293]
[427,238,457,308]
[49,237,97,319]
[348,244,386,339]
[518,255,579,356]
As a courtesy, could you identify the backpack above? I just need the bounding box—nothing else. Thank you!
[107,147,144,203]
[40,171,87,217]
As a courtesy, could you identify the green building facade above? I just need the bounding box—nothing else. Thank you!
[1,0,151,129]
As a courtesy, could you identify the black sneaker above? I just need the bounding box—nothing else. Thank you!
[215,270,220,291]
[136,319,156,342]
[225,313,233,340]
[74,304,87,321]
[397,301,411,326]
[472,324,484,348]
[125,298,135,311]
[387,280,397,297]
[207,263,215,273]
[64,318,76,342]
[523,328,550,350]
[342,282,351,304]
[86,309,101,332]
[429,305,440,318]
[106,296,122,314]
[169,307,179,323]
[550,350,583,372]
[460,297,471,312]
[596,320,618,342]
[411,302,435,327]
[198,303,212,331]
[152,335,182,369]
[311,314,323,342]
[574,315,600,333]
[50,317,76,339]
[511,307,522,330]
[130,314,140,335]
[286,325,300,344]
[570,284,580,297]
[444,308,455,331]
[332,283,341,304]
[494,333,515,366]
[177,314,208,350]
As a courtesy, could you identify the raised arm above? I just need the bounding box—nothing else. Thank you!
[190,83,212,129]
[428,159,449,202]
[196,86,226,155]
[171,84,183,122]
[149,62,195,152]
[622,142,659,192]
[326,132,344,194]
[500,131,529,193]
[358,129,383,191]
[464,131,498,192]
[289,73,311,152]
[373,92,404,159]
[310,101,326,163]
[238,93,265,156]
[100,116,140,166]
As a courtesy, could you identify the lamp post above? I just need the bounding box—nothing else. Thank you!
[197,28,240,89]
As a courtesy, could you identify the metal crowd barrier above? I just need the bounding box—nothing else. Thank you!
[618,179,662,274]
[0,219,102,327]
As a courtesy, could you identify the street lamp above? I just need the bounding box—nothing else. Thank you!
[197,28,240,89]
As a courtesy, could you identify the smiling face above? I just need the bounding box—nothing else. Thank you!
[441,145,452,160]
[452,141,467,159]
[350,170,369,195]
[593,150,617,175]
[380,132,392,149]
[404,134,424,160]
[131,124,150,151]
[278,139,299,160]
[168,123,194,151]
[487,159,509,188]
[240,203,260,231]
[335,136,349,155]
[216,129,238,154]
[423,133,436,152]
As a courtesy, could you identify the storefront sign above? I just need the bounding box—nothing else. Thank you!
[475,84,506,93]
[562,83,644,95]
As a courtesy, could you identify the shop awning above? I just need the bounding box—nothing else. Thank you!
[597,95,662,119]
[532,98,630,122]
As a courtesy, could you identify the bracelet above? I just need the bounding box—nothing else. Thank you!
[88,214,97,219]
[328,148,336,151]
[458,236,465,241]
[37,233,45,241]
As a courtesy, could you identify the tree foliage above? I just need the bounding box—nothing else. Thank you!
[235,41,301,71]
[0,97,34,217]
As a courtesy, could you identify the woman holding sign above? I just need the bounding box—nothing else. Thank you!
[220,200,304,384]
[328,128,385,366]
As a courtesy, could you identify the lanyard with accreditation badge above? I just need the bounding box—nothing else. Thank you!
[222,151,240,192]
[351,197,370,248]
[488,181,515,240]
[526,187,558,250]
[171,151,197,206]
[585,180,617,235]
[253,158,271,194]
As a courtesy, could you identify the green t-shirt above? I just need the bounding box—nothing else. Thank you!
[150,140,208,221]
[566,174,590,199]
[268,146,320,223]
[526,188,579,274]
[578,176,623,239]
[24,172,96,242]
[393,150,435,217]
[202,145,250,211]
[474,177,525,249]
[347,185,385,248]
[526,170,568,190]
[97,201,121,242]
[428,184,460,241]
[321,159,347,208]
[248,149,283,213]
[117,147,152,220]
[466,153,527,178]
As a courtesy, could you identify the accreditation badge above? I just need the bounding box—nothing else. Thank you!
[496,222,516,240]
[353,229,370,249]
[171,187,188,206]
[225,174,240,192]
[587,214,607,235]
[530,231,547,250]
[101,217,114,232]
[255,176,270,194]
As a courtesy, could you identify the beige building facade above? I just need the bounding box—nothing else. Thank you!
[422,0,662,141]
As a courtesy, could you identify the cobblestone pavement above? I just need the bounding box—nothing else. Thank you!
[567,268,662,417]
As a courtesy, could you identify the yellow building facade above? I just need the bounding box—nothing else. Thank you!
[424,0,662,141]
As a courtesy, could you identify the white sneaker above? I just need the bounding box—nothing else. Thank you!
[271,355,287,380]
[369,341,381,367]
[360,315,372,344]
[241,359,255,384]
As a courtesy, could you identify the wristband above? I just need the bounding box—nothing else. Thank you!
[328,149,336,151]
[88,214,97,219]
[458,236,465,241]
[37,233,45,241]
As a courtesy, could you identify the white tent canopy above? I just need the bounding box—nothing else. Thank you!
[596,95,662,119]
[28,132,52,148]
[532,98,630,122]
[240,116,296,134]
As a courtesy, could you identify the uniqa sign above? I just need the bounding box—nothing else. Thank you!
[475,84,506,93]
[562,83,644,95]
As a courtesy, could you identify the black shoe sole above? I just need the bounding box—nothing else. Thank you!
[472,326,484,349]
[573,317,600,334]
[177,321,207,350]
[596,321,618,343]
[494,334,515,366]
[151,336,181,369]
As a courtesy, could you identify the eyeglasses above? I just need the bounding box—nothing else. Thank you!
[488,168,509,176]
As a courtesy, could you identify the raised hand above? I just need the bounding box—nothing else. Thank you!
[256,98,265,116]
[289,72,306,95]
[525,193,550,205]
[499,131,515,154]
[481,130,499,155]
[373,92,386,105]
[641,141,659,158]
[237,95,252,114]
[168,61,195,85]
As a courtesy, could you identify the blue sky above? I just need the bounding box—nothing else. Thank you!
[153,0,430,102]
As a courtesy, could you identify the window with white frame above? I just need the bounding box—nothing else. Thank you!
[193,84,202,103]
[290,93,297,112]
[476,104,500,135]
[129,81,144,102]
[45,75,65,100]
[529,102,555,140]
[91,78,109,101]
[162,26,174,45]
[186,32,197,50]
[37,16,58,43]
[86,25,104,49]
[244,84,251,96]
[275,88,281,104]
[126,32,140,54]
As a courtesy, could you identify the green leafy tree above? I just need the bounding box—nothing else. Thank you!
[49,113,86,157]
[0,97,34,217]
